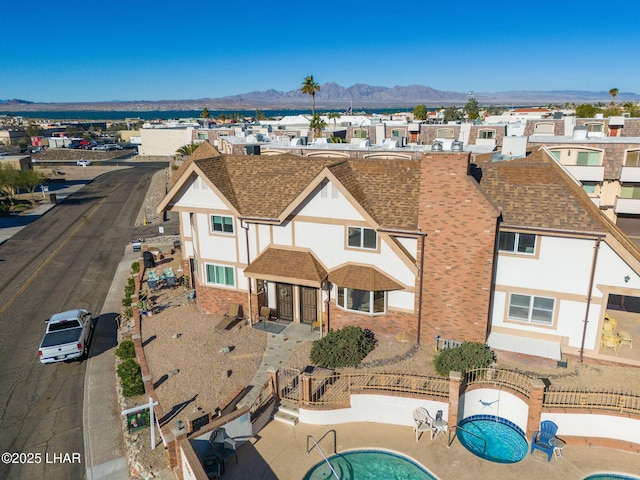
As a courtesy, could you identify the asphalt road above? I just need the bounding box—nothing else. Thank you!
[0,165,173,479]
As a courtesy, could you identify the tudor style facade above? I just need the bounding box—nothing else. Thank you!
[159,142,640,364]
[159,142,498,347]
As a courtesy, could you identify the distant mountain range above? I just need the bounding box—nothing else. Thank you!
[1,83,639,111]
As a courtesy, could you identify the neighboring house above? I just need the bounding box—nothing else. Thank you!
[159,142,640,365]
[525,117,640,235]
[0,155,33,171]
[0,128,28,146]
[138,123,198,156]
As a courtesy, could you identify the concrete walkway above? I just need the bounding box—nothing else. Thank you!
[237,322,319,409]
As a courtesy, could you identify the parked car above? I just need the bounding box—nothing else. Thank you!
[77,159,91,166]
[38,309,94,364]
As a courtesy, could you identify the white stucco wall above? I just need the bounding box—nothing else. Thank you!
[543,413,640,445]
[299,394,447,427]
[139,127,193,156]
[492,234,640,353]
[460,389,529,433]
[174,177,228,210]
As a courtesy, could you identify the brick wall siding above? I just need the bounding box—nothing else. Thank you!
[328,303,417,341]
[417,151,498,344]
[195,280,248,318]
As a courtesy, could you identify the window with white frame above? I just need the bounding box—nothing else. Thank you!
[576,151,600,166]
[206,264,235,287]
[348,226,377,249]
[625,150,640,167]
[586,123,604,133]
[508,293,555,325]
[550,150,561,160]
[498,232,536,254]
[436,127,455,139]
[211,215,234,234]
[337,287,385,314]
[478,129,495,139]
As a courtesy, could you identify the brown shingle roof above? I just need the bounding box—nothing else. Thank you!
[329,263,404,291]
[244,247,327,286]
[194,154,339,220]
[475,147,640,263]
[189,152,421,230]
[475,147,607,233]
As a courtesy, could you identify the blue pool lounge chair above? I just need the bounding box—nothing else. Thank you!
[530,420,558,462]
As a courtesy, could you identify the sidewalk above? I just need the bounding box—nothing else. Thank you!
[0,180,89,244]
[83,245,139,480]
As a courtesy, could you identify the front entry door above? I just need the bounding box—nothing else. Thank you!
[276,283,293,321]
[300,287,318,325]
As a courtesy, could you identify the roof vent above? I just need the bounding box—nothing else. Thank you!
[431,141,443,151]
[451,141,464,151]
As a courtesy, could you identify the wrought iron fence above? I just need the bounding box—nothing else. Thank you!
[463,368,533,397]
[544,388,640,415]
[302,373,449,408]
[249,378,275,415]
[279,367,302,402]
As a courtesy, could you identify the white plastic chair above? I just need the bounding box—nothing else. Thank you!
[413,407,432,442]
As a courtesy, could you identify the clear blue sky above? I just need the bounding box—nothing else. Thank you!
[2,0,638,103]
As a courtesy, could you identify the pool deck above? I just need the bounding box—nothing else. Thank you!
[220,420,640,479]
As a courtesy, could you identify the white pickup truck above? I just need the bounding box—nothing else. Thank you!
[38,309,93,364]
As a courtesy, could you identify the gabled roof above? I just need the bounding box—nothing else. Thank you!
[475,147,607,233]
[167,143,423,230]
[475,147,640,262]
[194,154,339,220]
[244,246,327,286]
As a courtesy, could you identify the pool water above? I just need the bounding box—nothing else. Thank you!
[583,475,640,480]
[457,415,528,463]
[303,449,436,480]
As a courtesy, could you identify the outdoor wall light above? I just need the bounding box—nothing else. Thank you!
[625,275,631,283]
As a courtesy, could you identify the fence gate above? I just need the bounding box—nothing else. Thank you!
[279,367,301,402]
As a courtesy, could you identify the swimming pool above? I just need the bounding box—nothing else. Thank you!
[456,415,528,463]
[583,475,640,480]
[302,449,436,480]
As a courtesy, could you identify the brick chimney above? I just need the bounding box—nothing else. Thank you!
[416,151,499,344]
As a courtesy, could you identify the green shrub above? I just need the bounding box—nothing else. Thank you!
[124,277,135,296]
[116,340,136,359]
[117,358,145,397]
[310,326,377,368]
[131,261,140,275]
[433,342,494,377]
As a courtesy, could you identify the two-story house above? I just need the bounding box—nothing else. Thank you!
[158,142,640,364]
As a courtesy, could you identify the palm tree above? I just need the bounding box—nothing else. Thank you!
[201,107,210,119]
[309,114,327,139]
[301,75,320,116]
[327,112,341,127]
[175,143,199,156]
[609,88,619,105]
